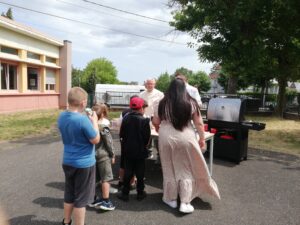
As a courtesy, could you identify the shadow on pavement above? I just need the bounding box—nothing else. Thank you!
[105,192,212,216]
[282,166,300,171]
[8,132,61,146]
[248,148,300,168]
[33,197,63,209]
[46,182,64,192]
[10,215,58,225]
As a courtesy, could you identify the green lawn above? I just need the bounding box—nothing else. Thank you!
[0,109,60,141]
[0,109,121,142]
[246,116,300,156]
[0,110,299,156]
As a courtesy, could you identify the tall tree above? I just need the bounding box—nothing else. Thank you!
[156,72,171,93]
[174,67,211,93]
[262,1,300,116]
[71,67,83,87]
[174,67,193,78]
[170,0,300,116]
[189,71,211,93]
[81,58,119,93]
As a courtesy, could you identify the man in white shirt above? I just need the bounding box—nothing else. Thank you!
[139,78,164,118]
[175,73,202,107]
[139,78,164,160]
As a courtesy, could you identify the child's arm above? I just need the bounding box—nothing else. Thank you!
[89,112,100,144]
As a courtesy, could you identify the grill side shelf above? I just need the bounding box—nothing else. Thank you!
[241,122,266,131]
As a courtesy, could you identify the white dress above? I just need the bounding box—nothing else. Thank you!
[156,113,220,203]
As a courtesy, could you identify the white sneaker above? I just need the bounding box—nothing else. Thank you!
[187,203,194,212]
[162,199,177,208]
[179,203,194,213]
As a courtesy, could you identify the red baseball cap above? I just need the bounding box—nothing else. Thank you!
[130,97,145,109]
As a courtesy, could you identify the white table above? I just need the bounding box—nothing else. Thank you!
[151,130,215,176]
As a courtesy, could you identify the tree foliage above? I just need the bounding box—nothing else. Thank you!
[189,71,211,93]
[174,67,211,93]
[156,67,211,93]
[81,58,119,93]
[170,0,300,116]
[1,8,13,20]
[71,67,83,87]
[156,72,171,93]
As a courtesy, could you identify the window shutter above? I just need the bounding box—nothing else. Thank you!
[46,70,56,84]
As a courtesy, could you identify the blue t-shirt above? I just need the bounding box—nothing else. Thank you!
[58,111,97,168]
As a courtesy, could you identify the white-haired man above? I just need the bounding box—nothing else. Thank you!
[139,78,164,160]
[139,78,164,118]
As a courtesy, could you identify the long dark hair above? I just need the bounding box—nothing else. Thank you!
[158,78,200,131]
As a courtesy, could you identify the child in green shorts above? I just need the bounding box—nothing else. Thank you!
[88,103,115,211]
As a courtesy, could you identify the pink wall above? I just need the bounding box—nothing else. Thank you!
[0,93,59,113]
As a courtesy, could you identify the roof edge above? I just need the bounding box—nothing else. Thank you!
[0,16,64,46]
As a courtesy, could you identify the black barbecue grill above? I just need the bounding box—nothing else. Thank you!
[207,97,265,163]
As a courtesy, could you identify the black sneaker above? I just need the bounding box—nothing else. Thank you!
[137,191,147,201]
[62,219,72,225]
[87,198,103,208]
[117,193,129,202]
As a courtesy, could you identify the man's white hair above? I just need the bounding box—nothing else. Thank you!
[144,78,156,83]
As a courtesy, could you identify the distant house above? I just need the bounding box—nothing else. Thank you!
[207,65,224,94]
[289,82,300,93]
[0,16,72,113]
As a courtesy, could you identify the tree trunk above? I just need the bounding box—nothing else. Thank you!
[260,84,265,107]
[227,75,238,94]
[275,76,287,117]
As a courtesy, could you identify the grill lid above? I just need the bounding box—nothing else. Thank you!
[207,98,245,122]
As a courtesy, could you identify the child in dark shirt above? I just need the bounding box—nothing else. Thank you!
[117,97,150,201]
[118,95,139,190]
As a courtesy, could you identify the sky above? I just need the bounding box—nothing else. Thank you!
[0,0,213,84]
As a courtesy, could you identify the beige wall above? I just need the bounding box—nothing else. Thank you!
[0,24,71,113]
[59,40,72,109]
[0,27,60,57]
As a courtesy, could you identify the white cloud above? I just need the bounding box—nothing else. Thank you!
[1,0,214,84]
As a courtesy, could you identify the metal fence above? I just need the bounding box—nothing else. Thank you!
[285,104,300,116]
[94,91,141,107]
[89,91,299,118]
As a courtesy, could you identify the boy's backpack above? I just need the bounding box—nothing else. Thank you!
[95,125,114,161]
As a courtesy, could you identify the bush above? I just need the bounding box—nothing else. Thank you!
[286,88,298,104]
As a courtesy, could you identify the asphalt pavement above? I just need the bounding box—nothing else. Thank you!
[0,132,299,225]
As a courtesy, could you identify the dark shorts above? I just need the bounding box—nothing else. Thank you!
[63,164,95,208]
[96,159,113,182]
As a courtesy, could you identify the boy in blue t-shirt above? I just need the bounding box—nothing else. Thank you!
[57,87,100,225]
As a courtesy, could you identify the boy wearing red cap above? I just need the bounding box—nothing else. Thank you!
[117,97,150,201]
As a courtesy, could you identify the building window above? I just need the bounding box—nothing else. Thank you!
[0,63,18,90]
[46,56,56,64]
[27,67,39,90]
[0,46,18,55]
[46,69,56,91]
[27,51,40,60]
